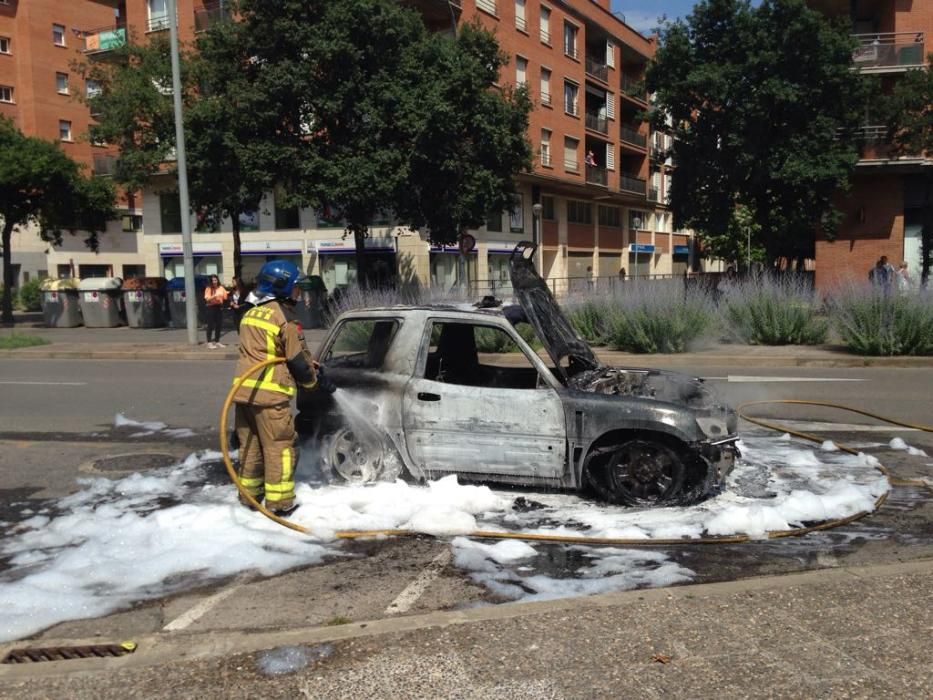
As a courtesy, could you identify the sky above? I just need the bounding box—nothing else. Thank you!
[610,0,699,34]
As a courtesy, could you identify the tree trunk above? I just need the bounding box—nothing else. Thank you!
[1,221,14,324]
[232,215,242,281]
[921,175,933,289]
[353,227,368,289]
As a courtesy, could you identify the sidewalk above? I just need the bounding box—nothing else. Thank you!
[0,558,929,697]
[3,317,932,367]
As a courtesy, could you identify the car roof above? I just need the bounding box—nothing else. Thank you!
[337,304,507,319]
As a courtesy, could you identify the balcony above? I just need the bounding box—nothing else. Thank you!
[80,25,126,55]
[585,56,609,83]
[92,153,119,177]
[586,166,608,187]
[195,1,232,32]
[852,32,925,72]
[620,125,647,148]
[619,174,646,195]
[620,73,647,103]
[147,14,171,32]
[585,112,608,134]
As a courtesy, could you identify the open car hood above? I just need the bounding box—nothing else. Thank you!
[509,242,601,381]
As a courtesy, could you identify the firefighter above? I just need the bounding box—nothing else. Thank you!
[232,260,320,516]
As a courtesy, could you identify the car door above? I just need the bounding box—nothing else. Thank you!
[402,318,566,479]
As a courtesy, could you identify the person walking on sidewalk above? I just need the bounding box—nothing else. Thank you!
[204,274,228,349]
[231,260,323,516]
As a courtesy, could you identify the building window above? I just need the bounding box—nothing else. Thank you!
[540,129,551,167]
[56,72,69,95]
[0,85,12,103]
[515,56,527,86]
[476,0,497,17]
[515,0,526,32]
[563,80,578,116]
[567,200,593,225]
[629,209,649,231]
[539,67,551,106]
[541,196,556,221]
[52,24,66,47]
[86,79,101,98]
[563,22,577,59]
[160,192,183,234]
[0,37,10,55]
[563,136,579,172]
[58,120,72,141]
[274,186,300,230]
[148,0,170,32]
[598,205,621,228]
[122,264,146,279]
[539,6,550,44]
[486,210,503,233]
[121,214,143,232]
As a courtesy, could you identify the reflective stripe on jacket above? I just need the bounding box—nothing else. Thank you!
[232,300,315,406]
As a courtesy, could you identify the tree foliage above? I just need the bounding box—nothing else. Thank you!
[884,55,933,285]
[0,116,115,323]
[646,0,871,266]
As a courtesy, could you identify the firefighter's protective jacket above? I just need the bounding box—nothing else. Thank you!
[232,300,317,406]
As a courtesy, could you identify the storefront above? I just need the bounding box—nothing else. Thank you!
[628,243,656,280]
[672,244,690,276]
[485,242,519,296]
[158,242,224,280]
[311,237,397,290]
[430,244,477,291]
[240,240,304,283]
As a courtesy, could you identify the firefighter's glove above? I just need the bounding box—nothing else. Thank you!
[316,366,338,394]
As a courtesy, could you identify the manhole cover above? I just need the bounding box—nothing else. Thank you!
[93,453,179,472]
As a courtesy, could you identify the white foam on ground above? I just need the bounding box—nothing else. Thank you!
[114,414,195,440]
[889,437,928,457]
[0,435,889,642]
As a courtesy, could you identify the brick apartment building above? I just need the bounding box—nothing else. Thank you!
[808,0,933,288]
[2,0,692,294]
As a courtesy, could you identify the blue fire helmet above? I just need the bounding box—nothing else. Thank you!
[255,260,302,298]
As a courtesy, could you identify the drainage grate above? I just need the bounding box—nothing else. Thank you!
[2,641,137,664]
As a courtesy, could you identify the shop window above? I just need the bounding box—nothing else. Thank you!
[598,205,621,228]
[542,196,556,221]
[567,200,592,225]
[160,192,182,234]
[320,256,357,289]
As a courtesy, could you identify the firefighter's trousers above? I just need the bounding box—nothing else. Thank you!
[234,403,296,511]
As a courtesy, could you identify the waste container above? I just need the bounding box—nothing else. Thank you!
[166,276,210,329]
[78,277,125,327]
[296,275,328,329]
[39,278,83,328]
[122,277,169,328]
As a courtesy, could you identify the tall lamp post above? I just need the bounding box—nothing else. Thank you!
[532,202,543,272]
[632,215,642,289]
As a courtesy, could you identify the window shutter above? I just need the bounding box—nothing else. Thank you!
[606,92,615,120]
[605,143,615,171]
[606,40,615,68]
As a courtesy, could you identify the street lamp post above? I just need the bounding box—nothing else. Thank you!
[632,215,642,289]
[532,202,543,273]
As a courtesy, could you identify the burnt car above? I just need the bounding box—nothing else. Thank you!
[296,243,738,507]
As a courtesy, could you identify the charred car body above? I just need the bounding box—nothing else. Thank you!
[297,243,738,506]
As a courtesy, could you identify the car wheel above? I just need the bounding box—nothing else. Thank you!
[603,439,687,507]
[321,427,402,484]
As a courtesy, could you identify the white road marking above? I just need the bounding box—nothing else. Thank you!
[0,380,88,386]
[704,376,865,383]
[385,549,453,615]
[743,419,918,433]
[163,584,242,631]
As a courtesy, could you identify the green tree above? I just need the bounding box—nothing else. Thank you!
[0,117,115,323]
[646,0,871,268]
[884,55,933,285]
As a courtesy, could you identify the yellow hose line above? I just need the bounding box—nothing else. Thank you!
[220,360,925,546]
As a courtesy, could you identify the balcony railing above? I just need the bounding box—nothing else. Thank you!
[852,32,925,71]
[540,91,551,107]
[564,158,579,172]
[585,112,608,134]
[92,153,119,177]
[586,166,608,187]
[620,125,647,148]
[585,56,609,83]
[476,0,497,16]
[147,14,171,32]
[540,150,551,167]
[619,174,646,195]
[620,74,647,103]
[195,1,231,32]
[80,25,126,55]
[540,28,550,44]
[515,15,526,32]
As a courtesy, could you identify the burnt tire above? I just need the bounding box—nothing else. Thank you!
[597,439,688,507]
[320,427,403,485]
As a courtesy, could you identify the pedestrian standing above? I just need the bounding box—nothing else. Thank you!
[896,261,912,294]
[232,260,326,516]
[204,274,228,348]
[229,276,250,330]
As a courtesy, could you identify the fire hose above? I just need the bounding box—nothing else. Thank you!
[220,358,930,546]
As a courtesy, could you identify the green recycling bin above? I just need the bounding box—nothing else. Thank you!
[40,278,83,327]
[296,275,328,329]
[78,277,125,327]
[122,277,169,328]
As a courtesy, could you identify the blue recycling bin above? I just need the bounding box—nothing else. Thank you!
[166,276,210,328]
